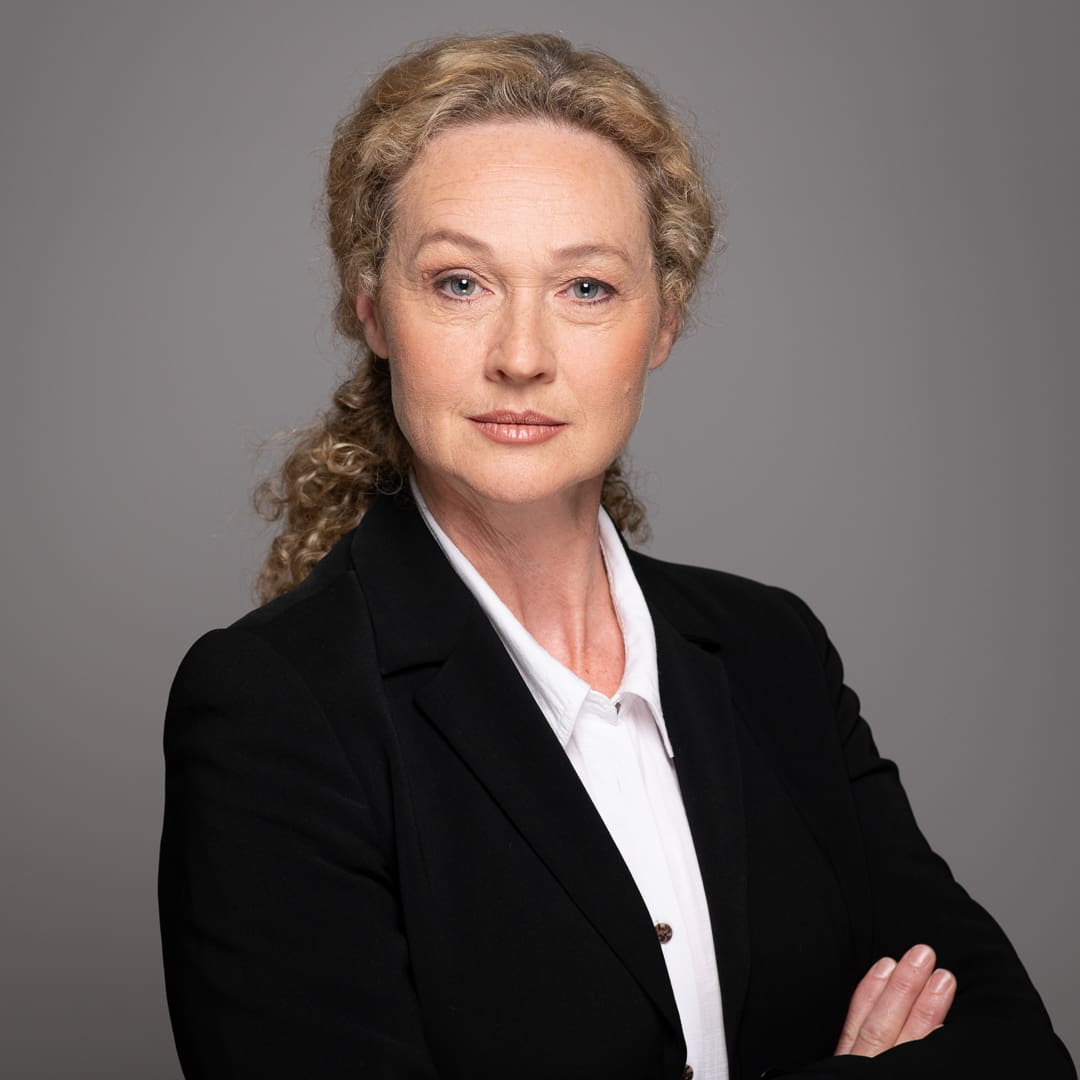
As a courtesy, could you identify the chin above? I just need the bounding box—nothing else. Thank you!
[445,460,606,511]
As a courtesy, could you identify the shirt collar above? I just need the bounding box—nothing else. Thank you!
[596,509,672,757]
[410,477,673,758]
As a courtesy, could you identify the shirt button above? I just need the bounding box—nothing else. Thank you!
[682,1066,694,1080]
[655,922,673,944]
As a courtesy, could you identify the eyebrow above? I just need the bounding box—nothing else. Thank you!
[411,228,634,267]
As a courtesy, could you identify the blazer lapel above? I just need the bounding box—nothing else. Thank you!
[650,607,751,1055]
[415,617,682,1034]
[351,493,682,1037]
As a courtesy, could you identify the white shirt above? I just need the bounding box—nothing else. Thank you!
[411,480,728,1080]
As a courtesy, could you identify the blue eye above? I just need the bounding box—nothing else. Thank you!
[440,275,480,298]
[569,278,609,301]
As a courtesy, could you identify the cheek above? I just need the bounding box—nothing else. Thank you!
[387,339,471,455]
[618,374,649,430]
[390,356,439,437]
[585,330,655,412]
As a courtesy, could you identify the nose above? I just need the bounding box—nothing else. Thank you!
[485,291,556,384]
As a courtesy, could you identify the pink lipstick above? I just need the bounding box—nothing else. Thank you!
[468,410,566,445]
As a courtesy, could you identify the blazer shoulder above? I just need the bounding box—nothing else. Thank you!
[628,548,827,655]
[229,526,361,637]
[171,525,380,723]
[166,526,397,816]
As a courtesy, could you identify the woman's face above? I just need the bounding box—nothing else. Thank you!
[357,119,676,516]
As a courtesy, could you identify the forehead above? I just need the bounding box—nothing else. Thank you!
[390,119,651,259]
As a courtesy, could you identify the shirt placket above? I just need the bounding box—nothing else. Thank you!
[572,699,702,1072]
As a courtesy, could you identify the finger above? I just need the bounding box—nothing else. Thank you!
[846,944,937,1057]
[834,956,897,1055]
[894,968,956,1046]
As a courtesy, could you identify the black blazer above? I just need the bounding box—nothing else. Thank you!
[159,491,1074,1080]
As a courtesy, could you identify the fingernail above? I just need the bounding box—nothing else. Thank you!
[873,957,897,978]
[929,969,954,993]
[909,945,934,968]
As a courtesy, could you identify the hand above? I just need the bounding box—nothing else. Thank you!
[834,944,957,1057]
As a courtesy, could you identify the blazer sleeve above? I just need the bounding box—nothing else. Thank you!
[763,589,1076,1078]
[158,626,438,1080]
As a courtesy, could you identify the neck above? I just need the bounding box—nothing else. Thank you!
[414,471,625,695]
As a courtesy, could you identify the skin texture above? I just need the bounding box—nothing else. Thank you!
[356,118,955,1056]
[363,120,674,515]
[835,945,956,1057]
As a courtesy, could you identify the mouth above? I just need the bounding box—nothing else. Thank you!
[467,410,566,445]
[469,410,563,426]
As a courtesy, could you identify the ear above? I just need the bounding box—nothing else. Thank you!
[355,292,389,358]
[647,306,679,371]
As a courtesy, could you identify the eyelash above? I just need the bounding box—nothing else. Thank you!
[565,278,613,303]
[432,274,615,305]
[433,274,485,302]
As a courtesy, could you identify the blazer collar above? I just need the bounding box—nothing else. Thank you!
[349,489,479,673]
[649,605,751,1053]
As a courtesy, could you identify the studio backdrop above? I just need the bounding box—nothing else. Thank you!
[2,1,1076,1075]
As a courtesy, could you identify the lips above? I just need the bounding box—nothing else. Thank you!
[468,410,562,426]
[467,410,566,445]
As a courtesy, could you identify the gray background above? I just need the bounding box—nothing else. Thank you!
[3,0,1076,1074]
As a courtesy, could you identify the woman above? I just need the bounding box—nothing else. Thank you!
[158,33,1074,1080]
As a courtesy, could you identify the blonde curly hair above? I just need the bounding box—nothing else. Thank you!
[255,32,720,603]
